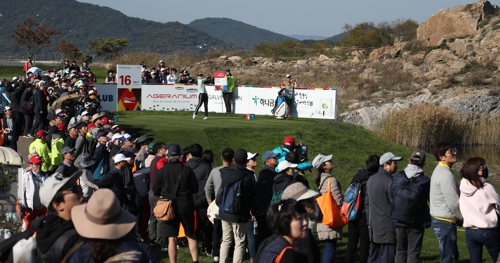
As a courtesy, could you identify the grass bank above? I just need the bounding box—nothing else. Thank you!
[116,111,486,263]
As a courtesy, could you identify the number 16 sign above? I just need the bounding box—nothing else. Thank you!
[117,65,142,89]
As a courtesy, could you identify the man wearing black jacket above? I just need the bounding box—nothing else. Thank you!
[256,151,278,245]
[30,81,48,136]
[153,143,199,263]
[98,153,130,205]
[185,143,213,256]
[219,148,261,263]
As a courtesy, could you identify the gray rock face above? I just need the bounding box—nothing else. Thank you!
[342,88,500,130]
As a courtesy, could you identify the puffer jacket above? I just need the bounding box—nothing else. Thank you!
[316,172,343,240]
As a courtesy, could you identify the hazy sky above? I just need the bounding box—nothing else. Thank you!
[78,0,477,37]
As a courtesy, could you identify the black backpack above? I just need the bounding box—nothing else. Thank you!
[391,171,422,224]
[133,168,151,197]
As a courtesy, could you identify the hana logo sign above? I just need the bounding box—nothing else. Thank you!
[252,96,259,106]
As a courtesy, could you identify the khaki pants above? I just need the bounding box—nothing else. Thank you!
[220,220,247,263]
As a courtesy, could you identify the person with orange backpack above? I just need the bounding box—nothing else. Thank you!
[258,199,308,263]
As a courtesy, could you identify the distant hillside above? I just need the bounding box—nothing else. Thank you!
[289,34,327,41]
[0,0,236,59]
[188,18,294,50]
[325,32,347,43]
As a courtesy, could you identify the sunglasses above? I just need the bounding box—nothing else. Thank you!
[448,148,457,154]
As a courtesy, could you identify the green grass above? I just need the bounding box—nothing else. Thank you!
[0,65,108,83]
[114,111,491,263]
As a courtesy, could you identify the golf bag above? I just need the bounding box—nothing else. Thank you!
[272,95,288,120]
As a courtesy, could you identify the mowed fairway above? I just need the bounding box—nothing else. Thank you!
[116,111,480,263]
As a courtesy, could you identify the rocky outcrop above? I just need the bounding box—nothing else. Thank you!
[417,0,498,46]
[342,88,500,130]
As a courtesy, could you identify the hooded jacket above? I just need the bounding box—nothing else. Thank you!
[389,164,431,228]
[186,157,212,209]
[218,164,257,223]
[459,178,500,229]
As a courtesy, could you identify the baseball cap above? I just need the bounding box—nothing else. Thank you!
[36,130,48,138]
[96,131,107,138]
[81,111,89,116]
[119,134,132,143]
[57,123,66,131]
[114,153,131,163]
[312,154,333,169]
[379,152,403,165]
[262,151,279,163]
[286,74,291,78]
[197,73,203,77]
[277,161,297,172]
[410,151,426,165]
[282,182,319,201]
[67,123,76,131]
[112,133,122,142]
[28,155,43,164]
[167,143,181,156]
[225,68,230,72]
[40,171,83,208]
[283,136,295,146]
[3,106,11,112]
[147,142,155,151]
[87,122,97,130]
[100,117,109,125]
[247,152,259,160]
[111,125,120,130]
[159,60,164,63]
[61,146,75,155]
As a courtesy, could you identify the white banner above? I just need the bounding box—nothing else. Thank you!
[93,84,118,111]
[117,65,142,89]
[97,84,338,119]
[142,85,200,112]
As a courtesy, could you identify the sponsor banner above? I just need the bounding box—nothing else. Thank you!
[142,85,199,111]
[118,88,142,111]
[117,65,142,89]
[109,84,337,119]
[93,84,117,111]
[213,71,227,91]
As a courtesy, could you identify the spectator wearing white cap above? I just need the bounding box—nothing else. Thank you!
[2,106,18,151]
[312,153,343,263]
[109,133,123,160]
[98,153,130,205]
[272,161,298,197]
[365,152,402,263]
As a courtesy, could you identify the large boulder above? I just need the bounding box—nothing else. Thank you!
[417,0,498,47]
[421,49,467,79]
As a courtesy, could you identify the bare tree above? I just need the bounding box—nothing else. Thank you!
[11,18,61,64]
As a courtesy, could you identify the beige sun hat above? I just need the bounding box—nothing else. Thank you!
[71,189,136,240]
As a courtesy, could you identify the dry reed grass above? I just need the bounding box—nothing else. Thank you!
[378,104,500,148]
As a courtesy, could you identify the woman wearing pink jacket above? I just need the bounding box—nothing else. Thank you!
[459,157,500,263]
